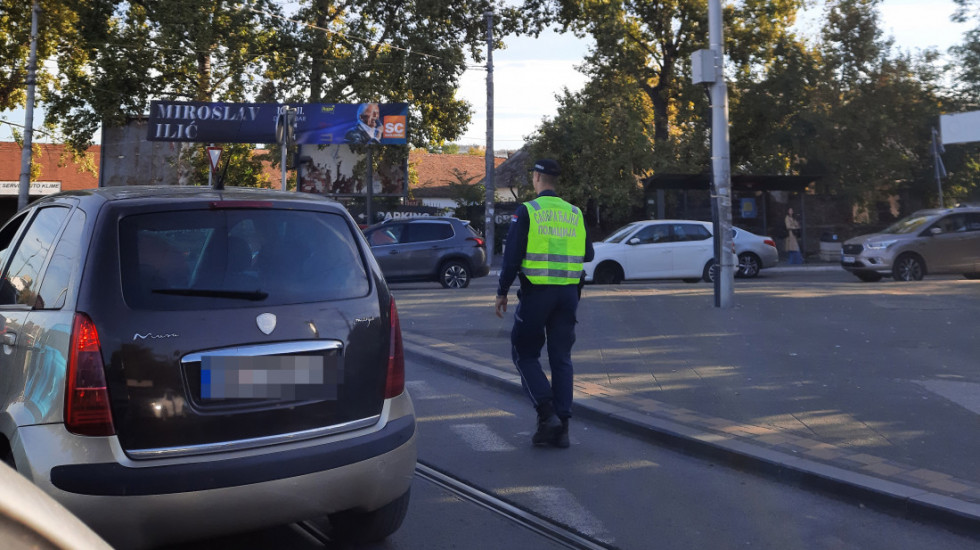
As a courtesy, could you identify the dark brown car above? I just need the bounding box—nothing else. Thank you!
[0,186,416,549]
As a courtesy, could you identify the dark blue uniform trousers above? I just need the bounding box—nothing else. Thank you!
[511,284,579,419]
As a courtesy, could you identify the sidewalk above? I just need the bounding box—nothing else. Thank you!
[396,271,980,534]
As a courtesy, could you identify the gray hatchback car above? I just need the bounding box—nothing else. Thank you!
[841,204,980,281]
[0,186,417,549]
[364,217,490,288]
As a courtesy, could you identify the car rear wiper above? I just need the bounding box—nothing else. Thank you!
[151,288,269,301]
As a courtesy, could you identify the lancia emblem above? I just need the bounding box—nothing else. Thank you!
[256,313,277,335]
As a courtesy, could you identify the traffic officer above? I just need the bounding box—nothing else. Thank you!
[494,158,593,448]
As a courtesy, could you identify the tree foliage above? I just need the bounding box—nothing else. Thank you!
[522,0,979,220]
[2,0,523,181]
[526,74,653,232]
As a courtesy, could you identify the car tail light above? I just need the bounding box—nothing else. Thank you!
[65,313,115,436]
[467,236,486,248]
[385,299,405,398]
[764,239,776,248]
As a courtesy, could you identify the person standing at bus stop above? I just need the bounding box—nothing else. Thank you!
[785,207,803,264]
[494,159,593,449]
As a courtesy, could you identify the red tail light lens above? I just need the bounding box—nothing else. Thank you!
[467,236,486,247]
[65,313,115,436]
[385,299,405,398]
[764,239,776,248]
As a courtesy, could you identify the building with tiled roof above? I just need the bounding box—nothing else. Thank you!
[408,150,519,210]
[0,141,527,222]
[0,141,101,220]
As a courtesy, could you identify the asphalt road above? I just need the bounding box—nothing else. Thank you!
[167,267,980,548]
[392,267,980,527]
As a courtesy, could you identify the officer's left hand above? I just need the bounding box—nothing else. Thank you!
[494,295,507,318]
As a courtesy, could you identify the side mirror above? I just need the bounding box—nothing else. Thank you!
[929,227,942,236]
[628,237,641,245]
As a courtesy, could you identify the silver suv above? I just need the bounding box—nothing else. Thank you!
[364,217,489,288]
[841,205,980,281]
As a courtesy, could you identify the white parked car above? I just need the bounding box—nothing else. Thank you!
[732,227,779,278]
[584,220,738,284]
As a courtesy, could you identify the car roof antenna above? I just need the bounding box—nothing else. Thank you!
[214,153,229,190]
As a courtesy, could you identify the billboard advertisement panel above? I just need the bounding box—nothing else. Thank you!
[940,110,980,145]
[146,101,409,145]
[297,144,407,197]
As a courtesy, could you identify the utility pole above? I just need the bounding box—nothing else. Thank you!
[707,0,734,308]
[483,11,496,267]
[17,0,41,210]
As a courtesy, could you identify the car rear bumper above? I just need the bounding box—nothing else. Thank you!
[474,263,491,278]
[13,392,417,549]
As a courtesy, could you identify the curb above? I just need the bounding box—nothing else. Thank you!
[488,264,843,279]
[404,339,980,538]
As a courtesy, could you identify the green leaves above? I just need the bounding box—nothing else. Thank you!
[523,0,979,217]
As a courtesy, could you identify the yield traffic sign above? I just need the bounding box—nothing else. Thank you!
[206,146,222,174]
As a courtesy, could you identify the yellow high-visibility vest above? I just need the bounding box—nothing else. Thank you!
[520,196,586,285]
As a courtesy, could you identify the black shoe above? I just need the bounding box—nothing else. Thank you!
[532,402,562,446]
[553,417,569,449]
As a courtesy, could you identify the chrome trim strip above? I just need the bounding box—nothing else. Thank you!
[182,340,342,364]
[126,415,381,460]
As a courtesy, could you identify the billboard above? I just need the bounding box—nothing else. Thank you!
[146,101,409,145]
[297,144,407,197]
[939,110,980,145]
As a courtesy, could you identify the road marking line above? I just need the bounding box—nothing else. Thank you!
[451,423,517,452]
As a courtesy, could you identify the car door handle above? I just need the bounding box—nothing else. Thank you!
[388,250,399,255]
[3,331,15,347]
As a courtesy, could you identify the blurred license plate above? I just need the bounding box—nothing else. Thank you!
[841,256,856,264]
[200,355,336,400]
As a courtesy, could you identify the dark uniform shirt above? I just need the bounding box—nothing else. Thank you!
[497,190,594,297]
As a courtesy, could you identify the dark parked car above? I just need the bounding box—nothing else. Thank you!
[363,217,489,288]
[841,205,980,281]
[0,186,417,549]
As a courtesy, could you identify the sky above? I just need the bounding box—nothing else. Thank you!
[0,0,974,146]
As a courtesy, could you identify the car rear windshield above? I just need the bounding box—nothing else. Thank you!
[120,208,370,310]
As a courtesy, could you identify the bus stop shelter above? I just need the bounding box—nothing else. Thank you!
[642,173,818,242]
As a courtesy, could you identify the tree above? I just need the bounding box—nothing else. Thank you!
[2,0,525,181]
[807,0,956,213]
[951,1,980,103]
[526,74,653,232]
[280,0,525,149]
[527,0,805,169]
[446,168,486,225]
[943,0,980,202]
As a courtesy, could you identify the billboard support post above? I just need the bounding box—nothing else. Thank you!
[366,147,374,225]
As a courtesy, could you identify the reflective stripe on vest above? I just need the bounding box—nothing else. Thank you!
[521,196,587,285]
